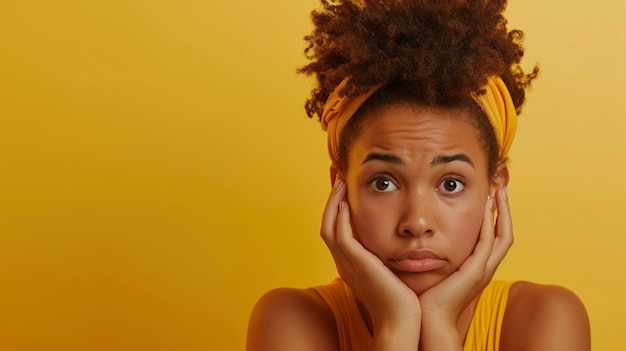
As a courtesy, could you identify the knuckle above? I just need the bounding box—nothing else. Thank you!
[320,230,331,242]
[472,270,486,284]
[465,265,486,284]
[335,236,350,251]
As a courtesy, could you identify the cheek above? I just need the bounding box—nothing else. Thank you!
[346,191,395,250]
[448,204,485,253]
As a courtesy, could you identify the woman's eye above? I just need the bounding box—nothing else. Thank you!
[438,178,465,195]
[369,177,398,192]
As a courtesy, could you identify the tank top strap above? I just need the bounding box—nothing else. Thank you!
[311,278,372,351]
[464,280,515,351]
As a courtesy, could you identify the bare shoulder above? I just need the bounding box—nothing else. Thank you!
[500,281,591,351]
[247,287,339,351]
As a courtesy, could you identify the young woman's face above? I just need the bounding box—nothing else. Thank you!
[345,105,497,295]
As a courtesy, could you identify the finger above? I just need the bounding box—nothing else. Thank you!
[487,187,513,269]
[472,195,496,263]
[455,196,495,282]
[335,201,392,279]
[320,178,346,245]
[320,179,353,269]
[335,200,370,261]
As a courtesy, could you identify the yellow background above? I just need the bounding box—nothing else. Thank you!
[1,1,624,350]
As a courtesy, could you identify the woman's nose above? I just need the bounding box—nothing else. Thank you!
[397,191,435,238]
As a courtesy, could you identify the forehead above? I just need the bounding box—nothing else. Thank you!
[349,105,487,167]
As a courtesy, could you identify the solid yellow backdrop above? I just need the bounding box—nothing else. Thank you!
[1,1,624,350]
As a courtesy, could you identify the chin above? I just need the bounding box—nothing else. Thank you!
[395,271,447,295]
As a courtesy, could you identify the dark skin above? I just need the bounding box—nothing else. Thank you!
[250,0,578,348]
[247,105,590,351]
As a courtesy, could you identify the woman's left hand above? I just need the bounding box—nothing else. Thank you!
[418,187,513,347]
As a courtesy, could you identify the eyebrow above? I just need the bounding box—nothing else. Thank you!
[362,153,404,165]
[430,154,474,168]
[361,152,474,168]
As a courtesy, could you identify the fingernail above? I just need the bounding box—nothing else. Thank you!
[487,196,494,211]
[339,200,345,212]
[503,186,508,200]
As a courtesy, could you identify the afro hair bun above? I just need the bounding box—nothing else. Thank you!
[298,0,539,120]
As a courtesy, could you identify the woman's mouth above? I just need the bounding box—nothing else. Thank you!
[388,249,447,272]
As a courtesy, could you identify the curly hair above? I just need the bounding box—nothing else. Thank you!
[298,0,539,120]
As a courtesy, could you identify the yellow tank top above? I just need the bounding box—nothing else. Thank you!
[463,280,513,351]
[312,279,513,351]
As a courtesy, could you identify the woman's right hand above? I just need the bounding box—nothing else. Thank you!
[321,178,421,350]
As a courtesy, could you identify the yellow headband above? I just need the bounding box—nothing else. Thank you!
[321,76,517,173]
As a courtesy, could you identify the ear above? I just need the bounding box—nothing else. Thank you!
[489,164,509,198]
[329,164,346,187]
[330,166,338,187]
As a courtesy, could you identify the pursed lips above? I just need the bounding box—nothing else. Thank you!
[389,248,447,272]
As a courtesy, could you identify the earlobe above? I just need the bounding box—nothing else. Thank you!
[329,165,343,187]
[490,164,510,196]
[330,166,337,187]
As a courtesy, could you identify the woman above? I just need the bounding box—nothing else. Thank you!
[248,0,590,350]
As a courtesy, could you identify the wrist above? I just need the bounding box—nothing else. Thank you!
[370,319,420,351]
[419,317,464,351]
